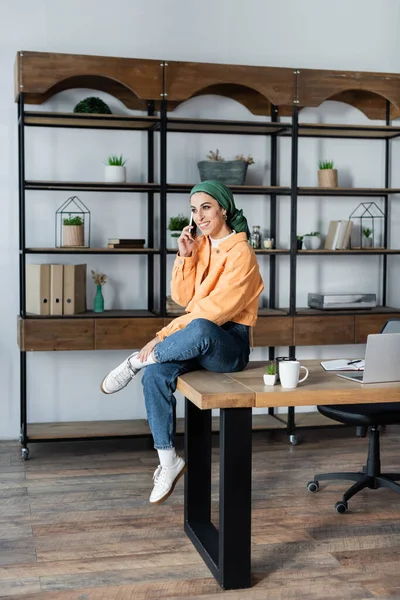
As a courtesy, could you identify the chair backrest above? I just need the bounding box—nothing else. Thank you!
[381,318,400,334]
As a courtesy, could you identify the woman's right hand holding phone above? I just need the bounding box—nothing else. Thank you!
[178,225,196,257]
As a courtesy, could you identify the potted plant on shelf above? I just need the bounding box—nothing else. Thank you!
[104,155,127,183]
[168,214,190,249]
[74,97,112,114]
[303,231,322,250]
[297,235,304,250]
[198,149,255,185]
[62,215,84,247]
[263,361,278,386]
[362,227,373,248]
[91,270,107,313]
[318,160,338,188]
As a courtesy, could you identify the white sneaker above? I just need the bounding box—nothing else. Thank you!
[149,457,187,504]
[100,352,139,394]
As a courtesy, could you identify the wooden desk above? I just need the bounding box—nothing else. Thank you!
[177,360,400,590]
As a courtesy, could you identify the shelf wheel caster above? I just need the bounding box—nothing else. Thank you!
[21,448,29,461]
[289,434,298,446]
[307,480,319,493]
[334,500,348,514]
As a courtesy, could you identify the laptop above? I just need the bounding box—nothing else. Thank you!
[337,333,400,384]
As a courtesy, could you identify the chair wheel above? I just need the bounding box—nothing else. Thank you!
[307,480,319,493]
[334,500,348,514]
[21,448,29,461]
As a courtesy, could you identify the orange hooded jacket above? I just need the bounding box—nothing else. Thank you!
[156,232,264,341]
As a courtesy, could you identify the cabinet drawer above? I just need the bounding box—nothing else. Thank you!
[294,316,354,346]
[253,317,293,347]
[95,318,164,350]
[18,318,94,351]
[355,313,400,343]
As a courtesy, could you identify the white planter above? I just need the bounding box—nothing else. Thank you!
[304,235,322,250]
[263,373,277,386]
[104,166,126,183]
[169,231,181,249]
[363,236,373,248]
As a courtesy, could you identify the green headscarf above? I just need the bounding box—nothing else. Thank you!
[190,180,250,238]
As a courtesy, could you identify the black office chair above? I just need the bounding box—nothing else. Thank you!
[307,318,400,513]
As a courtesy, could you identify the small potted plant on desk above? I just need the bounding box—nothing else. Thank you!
[263,361,278,386]
[297,235,304,250]
[168,214,190,249]
[303,231,322,250]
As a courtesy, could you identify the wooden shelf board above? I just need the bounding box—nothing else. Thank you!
[25,247,159,254]
[255,249,290,254]
[298,187,400,196]
[258,308,289,316]
[167,184,291,195]
[166,117,291,135]
[24,309,157,319]
[297,123,400,139]
[25,181,160,192]
[298,248,400,255]
[24,112,159,130]
[296,306,400,316]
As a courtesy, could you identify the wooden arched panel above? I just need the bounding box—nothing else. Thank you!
[298,68,400,120]
[165,61,295,116]
[15,51,162,109]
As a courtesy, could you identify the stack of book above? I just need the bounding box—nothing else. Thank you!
[324,220,353,250]
[107,238,145,249]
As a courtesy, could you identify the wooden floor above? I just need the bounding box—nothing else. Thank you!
[2,427,400,599]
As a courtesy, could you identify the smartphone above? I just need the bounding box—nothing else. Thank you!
[189,213,197,238]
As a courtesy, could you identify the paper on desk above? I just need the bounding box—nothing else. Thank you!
[320,359,365,371]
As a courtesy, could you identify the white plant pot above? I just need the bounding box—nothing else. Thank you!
[169,231,181,249]
[105,166,126,183]
[363,236,373,248]
[263,373,277,386]
[304,235,322,250]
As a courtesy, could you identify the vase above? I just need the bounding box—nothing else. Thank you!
[105,166,126,183]
[62,225,84,247]
[318,169,338,188]
[94,285,104,313]
[304,235,322,250]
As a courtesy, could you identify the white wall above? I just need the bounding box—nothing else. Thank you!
[1,0,400,439]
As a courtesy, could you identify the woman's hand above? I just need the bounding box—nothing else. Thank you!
[138,336,160,362]
[178,224,196,257]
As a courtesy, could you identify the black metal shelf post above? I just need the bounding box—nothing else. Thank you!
[147,101,155,313]
[159,63,168,317]
[383,100,391,307]
[18,93,28,458]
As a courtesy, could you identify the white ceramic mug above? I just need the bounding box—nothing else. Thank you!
[279,360,309,389]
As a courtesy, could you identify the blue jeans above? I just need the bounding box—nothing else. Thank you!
[141,318,250,449]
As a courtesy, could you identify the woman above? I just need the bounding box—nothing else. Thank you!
[101,180,264,504]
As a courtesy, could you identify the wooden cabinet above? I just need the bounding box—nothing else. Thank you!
[95,318,164,350]
[355,313,400,343]
[294,316,354,346]
[18,317,94,351]
[253,317,293,347]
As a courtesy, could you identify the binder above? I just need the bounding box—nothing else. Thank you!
[26,264,50,315]
[63,264,87,315]
[50,264,63,315]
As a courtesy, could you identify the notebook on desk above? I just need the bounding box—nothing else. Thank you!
[321,359,364,371]
[337,333,400,384]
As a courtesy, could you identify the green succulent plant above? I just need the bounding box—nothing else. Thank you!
[319,160,335,170]
[73,97,112,114]
[63,215,84,226]
[304,231,321,237]
[265,361,277,375]
[104,155,127,166]
[363,228,372,238]
[168,214,190,231]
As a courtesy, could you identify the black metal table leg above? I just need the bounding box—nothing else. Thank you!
[184,398,252,590]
